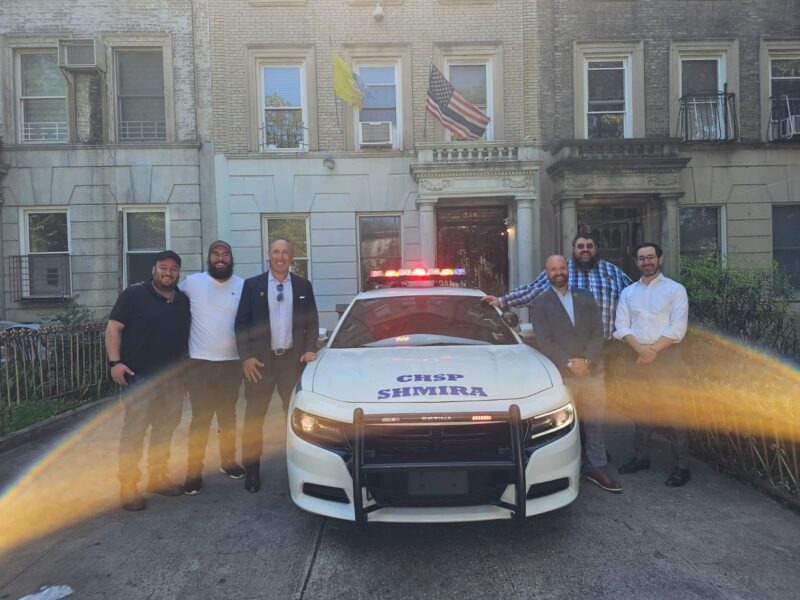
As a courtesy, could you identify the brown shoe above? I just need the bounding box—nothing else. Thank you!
[585,468,623,493]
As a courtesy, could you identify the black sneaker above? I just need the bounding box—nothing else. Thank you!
[184,476,203,495]
[220,464,246,479]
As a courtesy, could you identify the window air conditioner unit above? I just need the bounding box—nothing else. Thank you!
[359,121,393,147]
[58,39,106,72]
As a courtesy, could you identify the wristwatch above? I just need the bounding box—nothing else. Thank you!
[108,360,122,368]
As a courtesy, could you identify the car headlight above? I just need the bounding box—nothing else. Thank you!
[526,403,575,441]
[291,408,349,453]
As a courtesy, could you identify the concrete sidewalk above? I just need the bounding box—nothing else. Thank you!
[1,396,799,600]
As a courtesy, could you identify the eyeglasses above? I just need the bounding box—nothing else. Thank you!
[637,255,658,263]
[276,283,284,302]
[210,251,231,259]
[576,243,595,250]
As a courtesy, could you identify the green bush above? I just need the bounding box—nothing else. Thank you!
[680,256,799,358]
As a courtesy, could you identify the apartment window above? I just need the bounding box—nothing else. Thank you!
[773,206,800,288]
[356,63,400,148]
[262,216,310,278]
[116,50,166,141]
[680,206,723,260]
[261,65,306,150]
[585,58,631,139]
[447,62,491,140]
[358,215,401,288]
[679,55,730,141]
[18,210,70,298]
[124,210,167,286]
[768,55,800,141]
[18,51,67,142]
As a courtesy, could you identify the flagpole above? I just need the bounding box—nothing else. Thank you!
[423,57,433,139]
[330,36,342,133]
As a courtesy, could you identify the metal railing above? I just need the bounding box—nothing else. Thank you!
[609,327,800,506]
[118,120,166,141]
[260,115,307,151]
[7,254,71,301]
[677,91,739,142]
[0,323,112,436]
[21,121,68,142]
[768,94,800,141]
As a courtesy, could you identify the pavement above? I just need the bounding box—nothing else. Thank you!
[0,395,799,600]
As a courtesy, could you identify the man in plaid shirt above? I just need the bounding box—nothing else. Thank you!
[483,233,632,339]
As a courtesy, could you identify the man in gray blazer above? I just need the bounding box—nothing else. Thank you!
[530,255,622,493]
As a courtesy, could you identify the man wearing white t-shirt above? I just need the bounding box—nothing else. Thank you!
[179,240,245,495]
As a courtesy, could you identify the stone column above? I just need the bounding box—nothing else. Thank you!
[662,195,681,278]
[560,197,578,255]
[417,197,438,268]
[515,196,537,287]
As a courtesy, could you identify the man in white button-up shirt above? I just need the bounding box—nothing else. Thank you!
[613,242,691,487]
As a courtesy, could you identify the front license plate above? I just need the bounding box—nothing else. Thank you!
[408,470,468,496]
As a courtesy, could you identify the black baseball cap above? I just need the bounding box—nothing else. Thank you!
[153,250,182,267]
[208,240,232,255]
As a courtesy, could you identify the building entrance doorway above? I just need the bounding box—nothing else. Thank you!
[577,206,642,279]
[436,206,509,296]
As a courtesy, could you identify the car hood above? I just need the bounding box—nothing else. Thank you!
[311,345,554,403]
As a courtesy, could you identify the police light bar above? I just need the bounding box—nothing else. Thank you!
[367,267,467,285]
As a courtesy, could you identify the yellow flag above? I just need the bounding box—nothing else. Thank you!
[332,53,364,110]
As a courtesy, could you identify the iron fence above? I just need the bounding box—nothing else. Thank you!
[0,322,112,436]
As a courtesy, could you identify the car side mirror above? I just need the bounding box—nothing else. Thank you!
[502,311,519,328]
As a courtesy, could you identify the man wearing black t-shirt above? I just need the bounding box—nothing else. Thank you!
[106,250,191,511]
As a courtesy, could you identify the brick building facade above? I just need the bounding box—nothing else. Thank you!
[0,0,210,321]
[2,0,798,325]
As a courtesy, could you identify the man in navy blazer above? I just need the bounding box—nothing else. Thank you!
[530,255,622,493]
[234,237,319,492]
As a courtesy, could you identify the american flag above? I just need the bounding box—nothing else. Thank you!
[426,64,490,140]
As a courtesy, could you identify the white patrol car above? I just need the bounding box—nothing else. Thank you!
[287,268,580,524]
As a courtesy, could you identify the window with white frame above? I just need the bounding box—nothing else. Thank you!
[585,57,631,139]
[356,63,401,148]
[679,206,724,261]
[446,61,492,140]
[769,54,800,140]
[260,64,307,150]
[123,210,167,287]
[21,209,71,297]
[262,216,310,278]
[679,54,727,141]
[116,50,166,141]
[358,215,401,288]
[18,51,67,142]
[773,205,800,289]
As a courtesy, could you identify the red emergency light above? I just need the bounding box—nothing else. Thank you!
[366,267,467,288]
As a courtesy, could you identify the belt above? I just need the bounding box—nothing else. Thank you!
[271,348,292,356]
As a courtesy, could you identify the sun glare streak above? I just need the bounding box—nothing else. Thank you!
[0,328,797,556]
[0,359,286,557]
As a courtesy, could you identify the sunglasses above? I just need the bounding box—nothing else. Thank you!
[277,283,284,302]
[576,243,595,250]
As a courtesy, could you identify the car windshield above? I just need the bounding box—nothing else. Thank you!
[330,295,517,349]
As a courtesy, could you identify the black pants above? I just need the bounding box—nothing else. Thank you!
[622,344,691,470]
[185,358,242,477]
[241,352,302,475]
[118,375,183,484]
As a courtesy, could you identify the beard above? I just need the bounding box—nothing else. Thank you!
[575,253,600,271]
[208,259,234,280]
[152,277,177,292]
